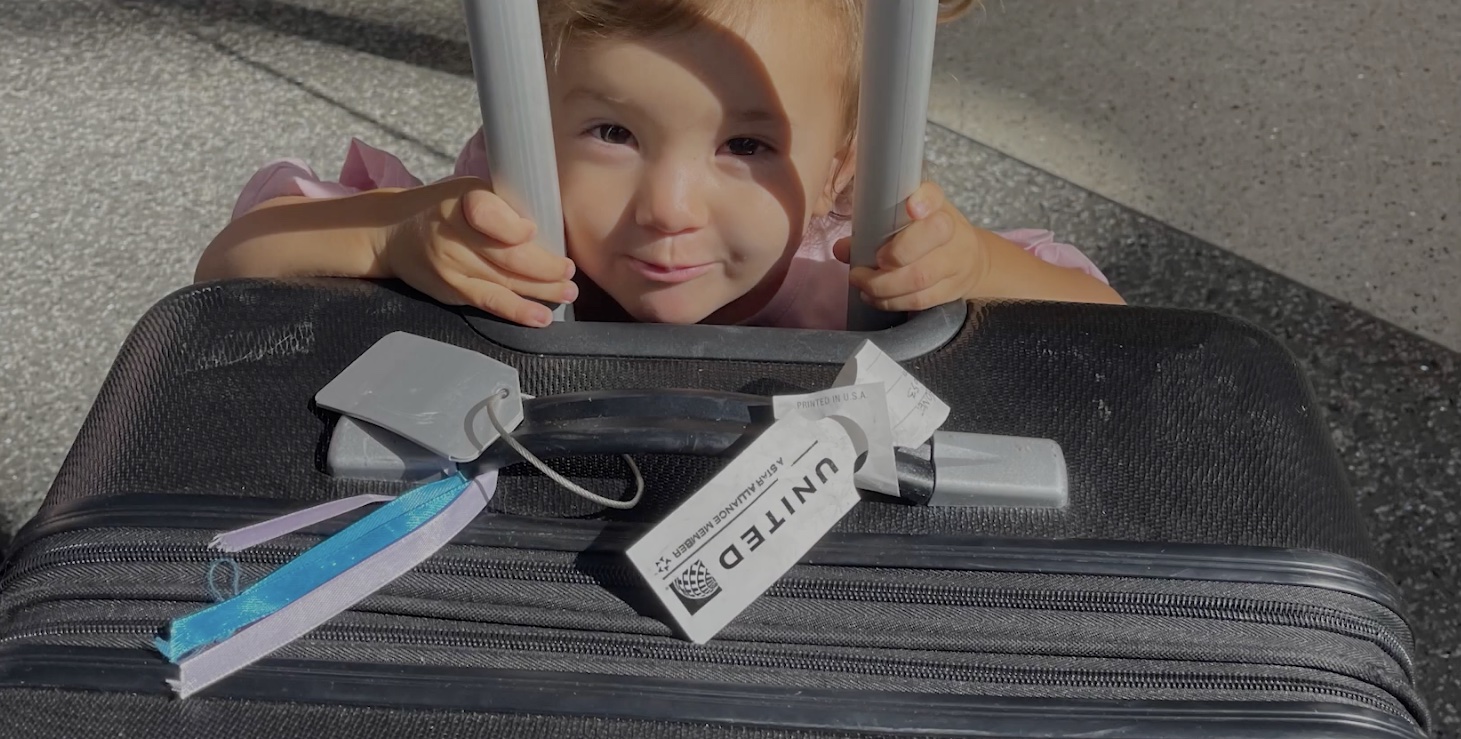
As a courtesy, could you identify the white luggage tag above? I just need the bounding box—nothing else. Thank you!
[834,339,950,449]
[626,414,861,644]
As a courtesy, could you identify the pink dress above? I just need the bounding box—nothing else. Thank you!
[231,133,1110,330]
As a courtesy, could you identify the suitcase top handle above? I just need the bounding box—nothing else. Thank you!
[315,332,1070,511]
[463,0,939,332]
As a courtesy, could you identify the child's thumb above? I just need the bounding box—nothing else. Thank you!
[832,236,852,264]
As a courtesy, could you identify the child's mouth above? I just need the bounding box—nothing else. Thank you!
[627,257,716,284]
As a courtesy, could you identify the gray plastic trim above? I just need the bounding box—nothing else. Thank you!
[461,300,967,363]
[326,416,456,483]
[927,431,1068,509]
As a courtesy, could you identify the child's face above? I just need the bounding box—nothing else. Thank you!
[550,4,851,324]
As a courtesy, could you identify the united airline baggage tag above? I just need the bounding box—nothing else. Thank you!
[626,415,860,644]
[834,340,950,449]
[771,383,897,497]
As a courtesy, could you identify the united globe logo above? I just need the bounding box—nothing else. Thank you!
[669,559,722,614]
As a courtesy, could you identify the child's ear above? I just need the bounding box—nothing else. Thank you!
[814,142,857,217]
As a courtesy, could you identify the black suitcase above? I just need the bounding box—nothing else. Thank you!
[0,279,1430,738]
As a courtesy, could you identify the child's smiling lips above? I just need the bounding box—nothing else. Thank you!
[626,256,716,284]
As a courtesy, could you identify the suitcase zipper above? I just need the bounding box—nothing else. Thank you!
[11,495,1415,612]
[0,531,1428,729]
[0,539,1416,678]
[0,620,1415,724]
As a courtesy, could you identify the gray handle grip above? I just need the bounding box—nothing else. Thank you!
[326,417,1068,511]
[927,431,1069,508]
[463,0,573,322]
[846,0,940,332]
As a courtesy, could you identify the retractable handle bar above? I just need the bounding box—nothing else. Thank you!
[463,0,572,322]
[847,0,940,331]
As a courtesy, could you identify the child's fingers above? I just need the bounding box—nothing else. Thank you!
[906,181,948,220]
[461,189,537,246]
[443,271,556,328]
[486,270,579,306]
[482,240,577,284]
[391,257,555,326]
[448,220,575,283]
[851,261,955,303]
[876,212,955,270]
[445,246,578,306]
[850,265,961,311]
[835,196,948,268]
[836,184,949,267]
[857,283,961,313]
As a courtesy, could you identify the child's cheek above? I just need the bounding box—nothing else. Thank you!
[560,171,628,257]
[721,193,797,278]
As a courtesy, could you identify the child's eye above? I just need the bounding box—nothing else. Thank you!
[592,124,635,145]
[725,137,770,157]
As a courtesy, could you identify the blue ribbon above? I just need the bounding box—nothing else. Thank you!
[157,472,471,661]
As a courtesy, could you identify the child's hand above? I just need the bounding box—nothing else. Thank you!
[832,181,986,312]
[378,177,577,327]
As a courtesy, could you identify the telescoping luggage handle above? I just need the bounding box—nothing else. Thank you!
[316,332,1069,510]
[462,0,938,332]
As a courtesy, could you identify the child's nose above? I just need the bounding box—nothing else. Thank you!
[635,162,709,236]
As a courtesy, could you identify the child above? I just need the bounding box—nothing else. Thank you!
[196,0,1123,329]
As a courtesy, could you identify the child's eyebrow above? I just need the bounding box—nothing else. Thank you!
[565,87,782,126]
[564,87,631,108]
[729,109,781,125]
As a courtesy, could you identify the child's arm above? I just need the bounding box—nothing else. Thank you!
[195,178,578,327]
[834,182,1124,309]
[195,190,404,282]
[958,228,1125,306]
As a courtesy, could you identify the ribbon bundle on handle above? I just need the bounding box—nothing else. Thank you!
[157,471,499,698]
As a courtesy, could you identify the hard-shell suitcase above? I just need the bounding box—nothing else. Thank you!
[0,279,1429,738]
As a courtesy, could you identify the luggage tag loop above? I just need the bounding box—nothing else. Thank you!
[317,332,642,511]
[484,388,645,510]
